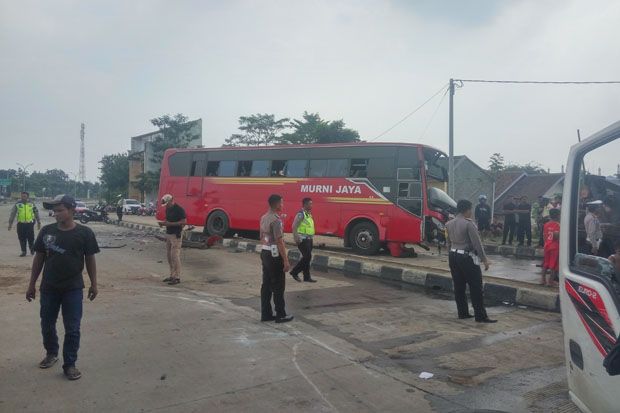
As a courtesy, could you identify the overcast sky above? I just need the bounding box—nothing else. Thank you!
[1,0,620,182]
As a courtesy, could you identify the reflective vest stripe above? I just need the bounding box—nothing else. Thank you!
[17,203,35,223]
[297,210,315,236]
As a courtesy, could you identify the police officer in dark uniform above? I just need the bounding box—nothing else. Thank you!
[259,194,293,323]
[446,199,497,323]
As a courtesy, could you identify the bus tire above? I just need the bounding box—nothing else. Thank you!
[349,221,381,255]
[206,211,230,237]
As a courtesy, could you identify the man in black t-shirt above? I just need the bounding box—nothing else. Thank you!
[501,197,517,245]
[158,194,186,285]
[26,194,99,381]
[516,196,533,246]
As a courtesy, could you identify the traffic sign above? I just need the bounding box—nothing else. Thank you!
[0,178,11,186]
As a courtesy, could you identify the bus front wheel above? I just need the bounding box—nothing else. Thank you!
[349,222,380,255]
[206,211,230,237]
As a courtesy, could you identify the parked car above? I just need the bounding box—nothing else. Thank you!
[121,199,141,214]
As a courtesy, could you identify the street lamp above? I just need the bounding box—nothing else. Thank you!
[16,162,33,192]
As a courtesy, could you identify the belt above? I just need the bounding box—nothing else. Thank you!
[450,249,470,255]
[299,234,313,239]
[262,245,274,251]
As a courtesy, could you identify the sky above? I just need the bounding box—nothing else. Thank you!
[1,0,620,182]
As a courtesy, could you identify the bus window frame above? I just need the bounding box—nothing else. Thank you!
[568,138,620,312]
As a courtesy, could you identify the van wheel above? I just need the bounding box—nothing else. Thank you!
[206,211,230,237]
[349,221,380,255]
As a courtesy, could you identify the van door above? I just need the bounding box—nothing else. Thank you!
[561,121,620,413]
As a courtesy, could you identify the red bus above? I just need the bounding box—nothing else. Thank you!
[156,143,456,257]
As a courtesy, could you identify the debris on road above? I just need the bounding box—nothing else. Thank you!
[419,372,434,380]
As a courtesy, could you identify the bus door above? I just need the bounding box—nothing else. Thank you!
[562,121,620,413]
[186,152,206,221]
[394,167,423,240]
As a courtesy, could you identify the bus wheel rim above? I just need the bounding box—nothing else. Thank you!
[356,230,373,249]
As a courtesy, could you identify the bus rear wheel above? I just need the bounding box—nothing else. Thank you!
[206,211,230,237]
[349,221,381,255]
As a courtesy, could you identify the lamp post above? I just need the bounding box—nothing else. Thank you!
[16,163,33,192]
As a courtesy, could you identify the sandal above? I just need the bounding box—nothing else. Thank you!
[162,277,173,283]
[167,278,180,285]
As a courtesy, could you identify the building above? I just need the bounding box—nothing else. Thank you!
[128,119,202,202]
[494,171,565,219]
[453,155,495,208]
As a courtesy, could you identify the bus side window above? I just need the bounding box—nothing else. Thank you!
[327,159,348,177]
[206,161,220,176]
[251,160,270,177]
[309,160,328,177]
[350,159,368,178]
[271,160,286,177]
[285,160,308,177]
[218,161,237,177]
[237,161,252,177]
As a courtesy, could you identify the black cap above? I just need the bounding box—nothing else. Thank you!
[43,194,77,210]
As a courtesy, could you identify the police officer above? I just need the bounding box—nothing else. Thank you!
[446,199,497,323]
[290,197,317,283]
[259,194,293,323]
[8,191,41,256]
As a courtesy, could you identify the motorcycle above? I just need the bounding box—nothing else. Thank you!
[78,206,110,224]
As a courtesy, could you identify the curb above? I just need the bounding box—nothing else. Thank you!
[483,243,544,259]
[223,238,560,313]
[110,220,558,312]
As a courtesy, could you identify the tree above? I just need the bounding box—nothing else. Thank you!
[99,153,129,202]
[488,153,505,174]
[504,162,548,175]
[224,113,290,146]
[134,171,160,196]
[148,114,201,164]
[278,112,360,144]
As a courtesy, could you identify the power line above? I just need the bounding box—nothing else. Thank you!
[372,83,448,141]
[420,87,449,141]
[456,79,620,85]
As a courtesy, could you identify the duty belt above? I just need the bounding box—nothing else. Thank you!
[450,249,470,254]
[261,245,274,251]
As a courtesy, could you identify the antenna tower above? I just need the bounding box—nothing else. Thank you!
[79,123,86,182]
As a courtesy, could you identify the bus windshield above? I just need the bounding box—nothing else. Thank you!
[428,187,457,213]
[424,148,448,182]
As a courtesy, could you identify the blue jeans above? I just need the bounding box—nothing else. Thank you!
[40,289,83,368]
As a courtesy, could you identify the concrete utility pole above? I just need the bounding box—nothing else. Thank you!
[448,78,455,198]
[16,162,33,192]
[79,123,86,183]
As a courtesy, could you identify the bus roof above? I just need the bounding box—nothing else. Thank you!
[166,142,447,155]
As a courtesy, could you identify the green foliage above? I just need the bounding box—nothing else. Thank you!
[488,153,505,173]
[224,114,290,146]
[1,168,100,199]
[149,114,200,164]
[99,153,129,202]
[134,171,159,195]
[503,162,548,175]
[278,112,360,144]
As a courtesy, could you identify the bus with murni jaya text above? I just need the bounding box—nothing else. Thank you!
[156,143,456,257]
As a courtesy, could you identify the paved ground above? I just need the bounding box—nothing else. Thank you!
[0,205,576,412]
[121,214,545,286]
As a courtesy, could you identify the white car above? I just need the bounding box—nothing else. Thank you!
[121,199,141,214]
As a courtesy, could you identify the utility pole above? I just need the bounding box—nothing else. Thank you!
[16,162,33,192]
[79,123,86,183]
[448,78,455,198]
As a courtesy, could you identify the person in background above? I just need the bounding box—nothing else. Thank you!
[583,201,603,256]
[259,194,293,323]
[474,195,491,240]
[158,194,186,285]
[599,195,620,258]
[607,240,620,276]
[116,196,123,221]
[501,196,517,245]
[27,194,99,381]
[541,208,561,287]
[8,191,41,256]
[533,196,547,247]
[290,197,317,283]
[446,199,496,323]
[516,196,532,247]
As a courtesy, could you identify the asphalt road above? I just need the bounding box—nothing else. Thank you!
[0,205,576,412]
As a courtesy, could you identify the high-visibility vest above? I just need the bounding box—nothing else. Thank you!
[297,210,315,236]
[17,202,35,223]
